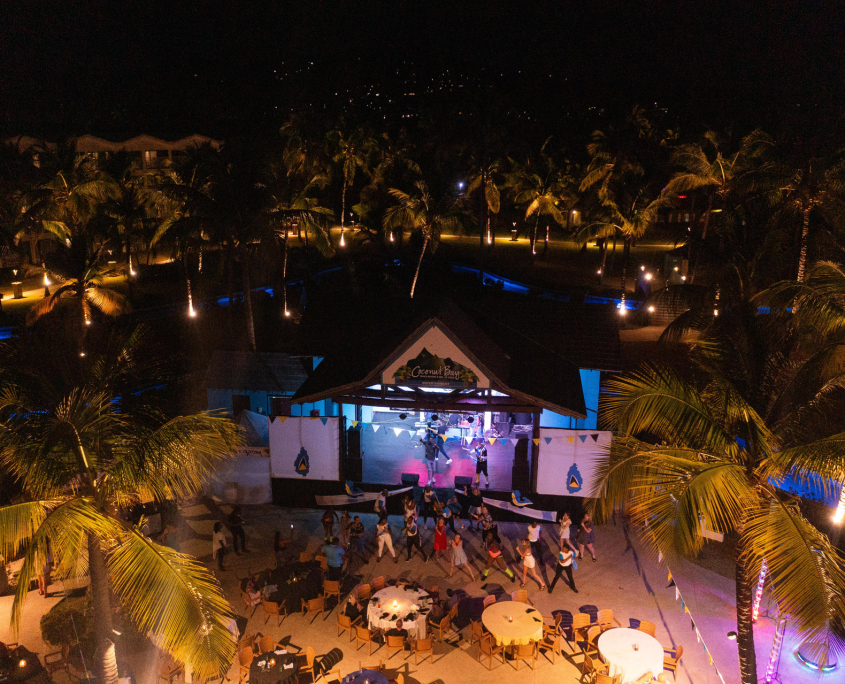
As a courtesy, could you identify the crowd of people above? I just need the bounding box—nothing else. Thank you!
[291,487,599,594]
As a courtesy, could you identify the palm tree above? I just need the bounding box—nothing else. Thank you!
[328,127,374,246]
[466,158,502,281]
[0,325,239,684]
[383,180,464,298]
[26,239,130,353]
[594,288,845,684]
[507,145,570,259]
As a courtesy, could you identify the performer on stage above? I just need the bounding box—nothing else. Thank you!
[464,439,490,488]
[420,430,452,486]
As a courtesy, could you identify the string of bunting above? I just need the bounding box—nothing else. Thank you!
[662,555,728,684]
[339,421,604,444]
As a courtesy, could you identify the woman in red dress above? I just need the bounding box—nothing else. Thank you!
[433,517,448,561]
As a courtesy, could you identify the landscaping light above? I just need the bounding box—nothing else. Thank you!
[389,232,394,242]
[833,486,845,524]
[284,309,291,317]
[714,309,719,317]
[727,632,737,640]
[674,266,679,271]
[648,306,655,313]
[640,265,645,271]
[597,269,602,275]
[765,618,787,683]
[18,660,26,668]
[752,560,767,622]
[645,273,653,281]
[681,275,687,281]
[340,231,346,247]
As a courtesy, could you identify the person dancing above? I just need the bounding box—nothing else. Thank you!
[516,537,545,590]
[481,532,515,582]
[448,533,475,580]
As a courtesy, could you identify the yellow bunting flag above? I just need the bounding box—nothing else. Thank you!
[351,420,358,427]
[488,438,497,445]
[567,436,575,444]
[439,434,447,441]
[668,570,673,583]
[277,416,287,424]
[532,438,540,446]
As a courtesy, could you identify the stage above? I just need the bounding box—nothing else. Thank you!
[361,411,516,491]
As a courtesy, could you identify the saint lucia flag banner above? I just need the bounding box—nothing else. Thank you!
[534,429,612,497]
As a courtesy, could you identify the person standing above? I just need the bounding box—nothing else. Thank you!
[421,486,439,528]
[339,510,352,549]
[448,533,475,580]
[349,515,367,564]
[441,494,461,532]
[402,517,429,563]
[461,485,483,531]
[527,521,543,566]
[559,512,579,554]
[481,533,515,582]
[376,515,398,563]
[516,537,545,590]
[549,545,578,593]
[374,490,388,517]
[478,505,501,544]
[212,521,228,571]
[322,507,339,542]
[433,517,448,561]
[578,514,597,562]
[472,440,490,488]
[322,537,345,580]
[403,494,418,523]
[228,505,247,554]
[420,432,441,486]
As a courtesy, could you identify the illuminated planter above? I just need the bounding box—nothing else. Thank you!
[795,641,838,673]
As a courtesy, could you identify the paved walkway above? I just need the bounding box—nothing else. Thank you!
[1,502,793,684]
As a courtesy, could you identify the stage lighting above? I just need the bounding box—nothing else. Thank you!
[431,414,439,421]
[399,413,407,420]
[467,416,474,423]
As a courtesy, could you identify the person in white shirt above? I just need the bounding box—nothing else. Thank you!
[376,515,398,563]
[548,545,577,593]
[212,522,227,571]
[527,521,544,565]
[558,512,578,554]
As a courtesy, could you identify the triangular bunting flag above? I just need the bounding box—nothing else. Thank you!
[544,437,553,445]
[680,600,685,610]
[590,433,599,441]
[499,438,508,446]
[372,424,380,433]
[488,438,497,445]
[567,436,575,444]
[579,434,588,443]
[708,654,713,665]
[532,438,540,446]
[690,619,695,631]
[668,570,673,582]
[393,428,403,437]
[684,606,690,615]
[309,416,318,420]
[510,439,519,446]
[696,628,701,643]
[269,415,276,423]
[675,587,680,601]
[658,550,663,563]
[351,420,359,427]
[667,578,676,588]
[320,418,328,425]
[439,434,448,441]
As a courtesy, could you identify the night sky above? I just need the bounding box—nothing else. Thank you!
[3,1,844,138]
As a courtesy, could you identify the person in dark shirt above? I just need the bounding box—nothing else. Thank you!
[386,619,409,640]
[345,596,366,623]
[348,516,367,563]
[228,506,247,554]
[460,485,483,531]
[402,518,429,562]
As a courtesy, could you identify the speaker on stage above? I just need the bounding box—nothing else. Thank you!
[454,476,473,489]
[401,473,420,486]
[514,412,532,425]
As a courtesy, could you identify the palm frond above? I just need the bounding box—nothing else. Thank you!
[86,286,130,317]
[0,500,55,562]
[107,520,235,678]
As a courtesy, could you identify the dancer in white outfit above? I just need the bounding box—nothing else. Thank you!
[376,515,398,563]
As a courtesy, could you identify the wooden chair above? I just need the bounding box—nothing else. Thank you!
[597,608,621,631]
[323,579,341,606]
[637,620,657,637]
[395,578,410,588]
[237,647,254,684]
[371,575,386,591]
[511,642,537,671]
[354,624,381,655]
[299,552,313,563]
[447,603,459,621]
[429,614,453,642]
[663,644,683,679]
[581,651,609,681]
[482,594,496,608]
[586,625,602,654]
[316,669,341,683]
[476,635,505,670]
[469,620,485,646]
[301,596,326,622]
[596,673,622,684]
[238,634,257,651]
[256,634,279,654]
[386,635,406,660]
[543,612,563,639]
[414,638,433,665]
[159,657,185,684]
[262,599,286,626]
[537,633,564,664]
[315,554,329,573]
[392,675,404,684]
[426,584,440,601]
[510,589,533,605]
[44,644,71,680]
[357,660,383,672]
[356,583,372,601]
[337,613,361,640]
[297,646,317,683]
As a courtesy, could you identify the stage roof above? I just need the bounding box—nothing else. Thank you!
[292,300,598,418]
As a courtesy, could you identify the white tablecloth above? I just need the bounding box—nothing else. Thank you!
[481,601,544,646]
[598,628,664,683]
[367,586,430,638]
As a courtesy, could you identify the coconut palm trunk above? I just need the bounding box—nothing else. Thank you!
[341,183,347,233]
[531,214,539,259]
[796,206,812,282]
[735,549,759,684]
[410,235,430,299]
[619,237,631,309]
[599,241,609,285]
[89,532,119,684]
[242,253,256,351]
[544,222,550,254]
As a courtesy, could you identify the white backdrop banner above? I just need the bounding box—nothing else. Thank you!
[269,416,340,480]
[536,429,612,497]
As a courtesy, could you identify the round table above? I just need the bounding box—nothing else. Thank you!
[341,670,389,684]
[367,586,431,639]
[249,651,299,684]
[597,627,664,683]
[481,601,544,646]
